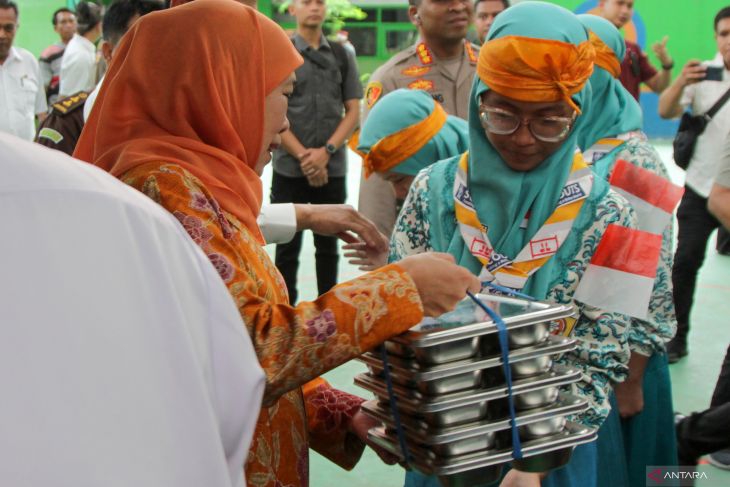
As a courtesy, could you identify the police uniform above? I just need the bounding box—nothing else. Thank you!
[35,91,89,156]
[358,40,478,236]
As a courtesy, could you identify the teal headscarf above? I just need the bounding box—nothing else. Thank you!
[576,14,643,151]
[448,2,599,299]
[358,89,468,176]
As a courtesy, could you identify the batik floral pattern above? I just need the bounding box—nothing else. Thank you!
[122,163,424,487]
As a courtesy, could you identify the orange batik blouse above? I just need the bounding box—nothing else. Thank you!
[121,163,424,487]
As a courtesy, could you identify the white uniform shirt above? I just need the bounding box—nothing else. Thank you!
[258,202,297,244]
[59,33,97,97]
[0,133,264,487]
[0,47,47,141]
[680,54,730,197]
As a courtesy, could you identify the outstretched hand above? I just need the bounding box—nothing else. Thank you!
[398,252,481,317]
[343,241,389,271]
[294,204,389,253]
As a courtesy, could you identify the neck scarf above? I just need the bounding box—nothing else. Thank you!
[454,150,593,289]
[358,89,468,177]
[455,1,596,298]
[75,0,302,243]
[576,14,643,151]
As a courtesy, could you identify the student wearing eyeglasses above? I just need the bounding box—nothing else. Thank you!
[0,0,47,141]
[392,4,639,486]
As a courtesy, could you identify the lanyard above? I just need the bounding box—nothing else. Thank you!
[454,151,593,290]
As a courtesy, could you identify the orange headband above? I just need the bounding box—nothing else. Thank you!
[362,103,448,177]
[588,31,622,78]
[477,35,595,114]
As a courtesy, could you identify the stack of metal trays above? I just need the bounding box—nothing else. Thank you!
[355,294,596,486]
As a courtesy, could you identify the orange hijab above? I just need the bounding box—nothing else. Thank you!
[75,0,302,243]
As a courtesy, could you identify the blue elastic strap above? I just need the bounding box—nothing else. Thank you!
[466,291,524,459]
[482,281,537,301]
[379,346,412,465]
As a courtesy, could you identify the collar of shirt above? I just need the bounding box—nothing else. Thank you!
[292,32,330,52]
[3,47,22,65]
[71,33,97,54]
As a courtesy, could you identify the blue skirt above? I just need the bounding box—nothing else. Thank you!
[597,353,678,487]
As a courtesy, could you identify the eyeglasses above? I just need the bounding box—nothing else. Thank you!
[0,23,17,34]
[478,106,576,143]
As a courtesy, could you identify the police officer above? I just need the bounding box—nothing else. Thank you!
[358,0,477,236]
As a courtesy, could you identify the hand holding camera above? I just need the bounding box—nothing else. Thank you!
[679,60,708,86]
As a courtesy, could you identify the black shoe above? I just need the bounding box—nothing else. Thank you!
[708,449,730,470]
[667,337,688,363]
[675,412,701,466]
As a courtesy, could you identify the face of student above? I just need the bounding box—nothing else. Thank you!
[717,17,730,69]
[256,74,296,175]
[289,0,326,29]
[599,0,634,29]
[411,0,474,44]
[382,172,416,200]
[54,11,77,43]
[474,0,505,43]
[479,90,576,172]
[0,7,17,63]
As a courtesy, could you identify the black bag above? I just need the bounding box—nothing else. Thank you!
[673,85,730,170]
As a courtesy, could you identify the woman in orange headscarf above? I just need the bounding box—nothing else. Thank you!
[75,1,479,486]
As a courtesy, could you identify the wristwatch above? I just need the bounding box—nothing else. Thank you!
[325,143,337,155]
[662,62,674,71]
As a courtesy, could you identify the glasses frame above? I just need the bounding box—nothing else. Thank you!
[478,105,577,143]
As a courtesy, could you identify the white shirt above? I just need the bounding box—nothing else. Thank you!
[258,202,297,244]
[0,47,47,141]
[59,34,97,97]
[680,54,730,197]
[0,133,264,487]
[83,75,102,121]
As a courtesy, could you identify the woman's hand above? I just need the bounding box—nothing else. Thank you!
[398,252,481,317]
[613,378,645,418]
[499,470,543,487]
[343,241,388,271]
[347,409,400,465]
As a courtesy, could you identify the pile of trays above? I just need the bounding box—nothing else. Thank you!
[356,294,598,487]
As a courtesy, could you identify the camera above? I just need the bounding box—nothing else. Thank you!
[704,66,724,82]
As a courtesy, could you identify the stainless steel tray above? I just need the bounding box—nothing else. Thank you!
[356,365,582,427]
[355,364,581,414]
[392,294,575,349]
[367,421,597,477]
[362,393,587,446]
[359,335,576,395]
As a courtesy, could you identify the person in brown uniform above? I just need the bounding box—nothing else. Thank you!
[357,0,477,236]
[35,91,88,155]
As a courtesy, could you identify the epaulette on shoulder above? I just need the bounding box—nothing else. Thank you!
[51,92,89,116]
[390,45,418,66]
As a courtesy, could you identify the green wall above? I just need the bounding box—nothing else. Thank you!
[551,0,727,79]
[14,1,72,57]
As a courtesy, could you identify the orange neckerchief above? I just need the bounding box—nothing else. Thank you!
[75,1,302,243]
[362,103,448,177]
[477,35,595,113]
[588,31,622,78]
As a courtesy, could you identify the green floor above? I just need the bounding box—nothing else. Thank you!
[261,142,730,487]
